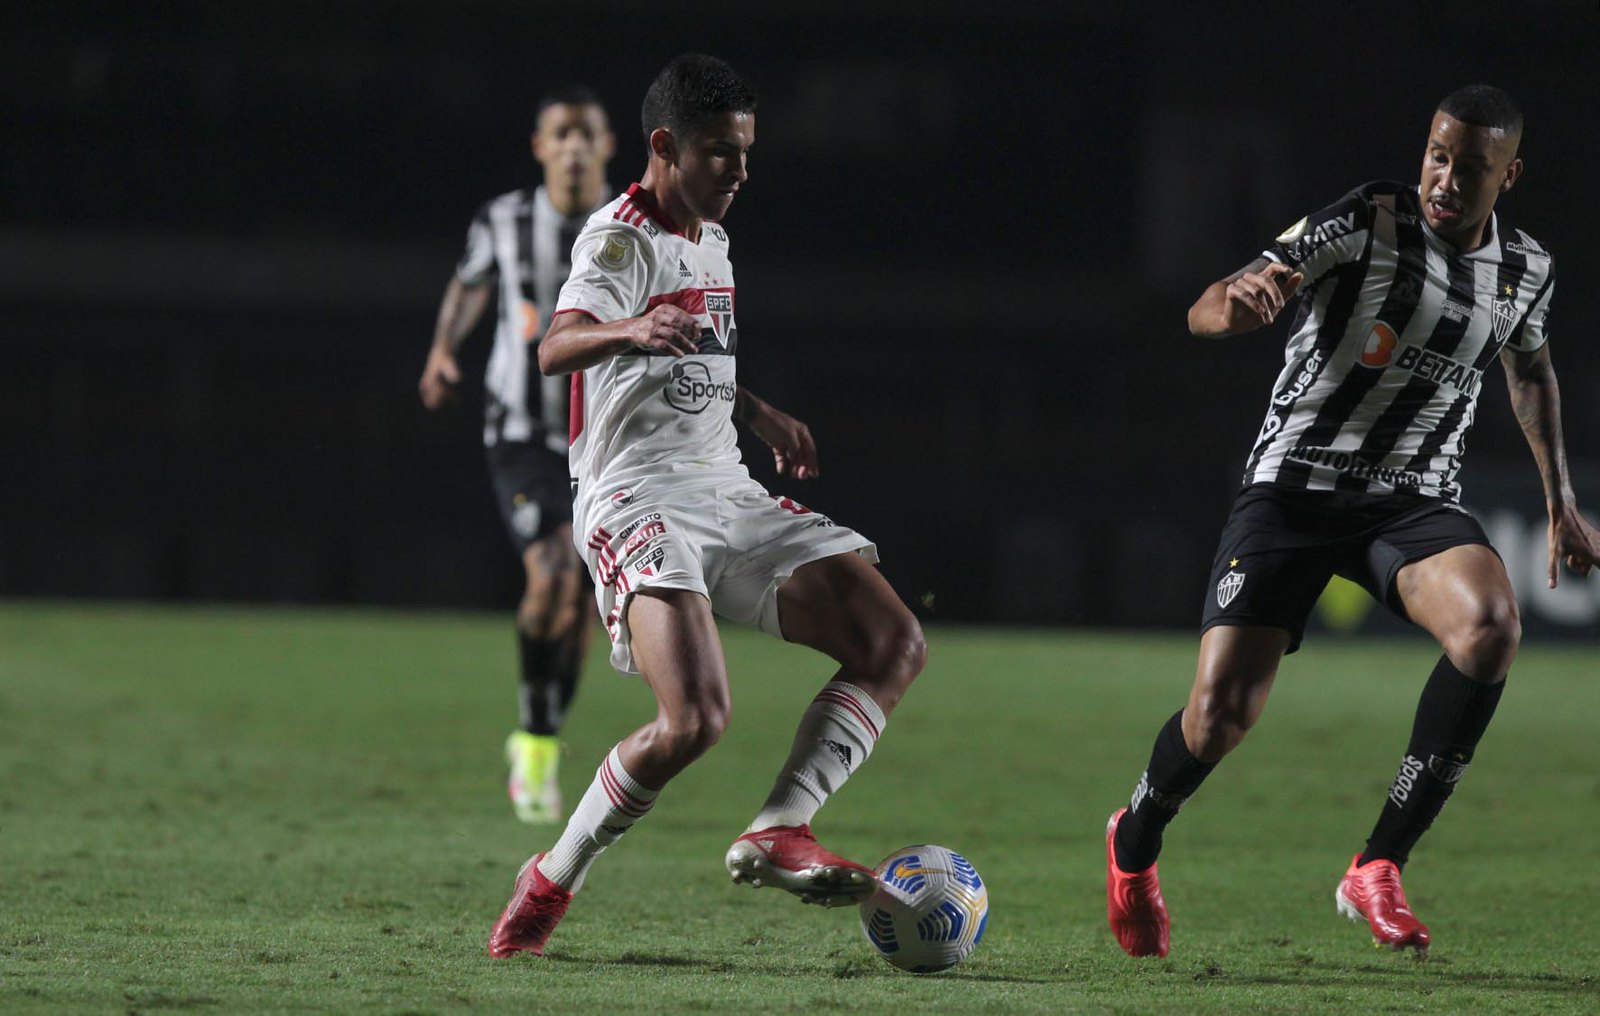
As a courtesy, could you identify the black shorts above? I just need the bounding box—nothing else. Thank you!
[1199,483,1494,653]
[485,440,573,552]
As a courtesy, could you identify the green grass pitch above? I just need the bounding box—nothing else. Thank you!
[2,603,1596,1013]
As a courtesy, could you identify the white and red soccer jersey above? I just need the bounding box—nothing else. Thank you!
[554,184,745,522]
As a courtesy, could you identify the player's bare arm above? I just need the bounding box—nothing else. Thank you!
[736,387,819,480]
[1187,257,1305,338]
[538,304,701,376]
[1503,344,1600,585]
[420,276,491,410]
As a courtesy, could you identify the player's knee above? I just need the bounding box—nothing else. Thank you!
[863,612,926,687]
[657,699,730,762]
[1445,597,1520,679]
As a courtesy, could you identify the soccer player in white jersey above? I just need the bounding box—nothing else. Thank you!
[1105,85,1600,959]
[419,87,616,824]
[488,54,926,958]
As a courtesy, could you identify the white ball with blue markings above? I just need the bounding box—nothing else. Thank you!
[858,844,988,973]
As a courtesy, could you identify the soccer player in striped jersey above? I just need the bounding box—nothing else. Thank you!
[1106,85,1600,959]
[419,87,616,825]
[488,54,925,958]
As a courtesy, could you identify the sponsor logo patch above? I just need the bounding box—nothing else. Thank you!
[1359,321,1400,367]
[663,362,736,414]
[596,233,634,271]
[611,489,634,508]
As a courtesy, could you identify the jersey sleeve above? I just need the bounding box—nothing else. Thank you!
[555,224,654,323]
[455,206,496,285]
[1507,272,1553,353]
[1261,187,1373,284]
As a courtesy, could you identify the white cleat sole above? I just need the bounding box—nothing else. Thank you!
[724,841,873,908]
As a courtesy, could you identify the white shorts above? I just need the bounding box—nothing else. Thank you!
[576,474,877,673]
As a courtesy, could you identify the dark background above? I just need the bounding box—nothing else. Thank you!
[5,1,1598,631]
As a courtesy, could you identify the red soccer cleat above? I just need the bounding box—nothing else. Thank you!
[1335,854,1430,957]
[1105,808,1171,958]
[724,824,875,907]
[488,853,572,958]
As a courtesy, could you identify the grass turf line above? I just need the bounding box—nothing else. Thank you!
[1,603,1596,1013]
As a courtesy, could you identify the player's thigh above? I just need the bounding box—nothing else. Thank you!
[774,552,923,676]
[1394,543,1519,651]
[709,485,878,642]
[626,587,732,724]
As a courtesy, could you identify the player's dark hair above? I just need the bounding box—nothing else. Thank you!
[1437,84,1522,134]
[536,85,605,125]
[640,53,757,145]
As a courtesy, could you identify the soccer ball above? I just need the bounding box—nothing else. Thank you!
[858,844,989,973]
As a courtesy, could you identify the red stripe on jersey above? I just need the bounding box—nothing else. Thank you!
[553,307,599,323]
[644,287,734,317]
[622,183,684,236]
[569,372,585,445]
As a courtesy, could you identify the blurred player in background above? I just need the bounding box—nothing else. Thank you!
[419,87,616,824]
[1105,85,1600,958]
[488,53,926,958]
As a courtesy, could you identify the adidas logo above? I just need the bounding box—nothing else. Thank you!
[601,823,628,835]
[823,739,853,770]
[677,258,693,280]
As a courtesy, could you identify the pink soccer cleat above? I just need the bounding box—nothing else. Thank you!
[724,824,875,907]
[1105,808,1171,958]
[1335,854,1430,957]
[488,853,572,958]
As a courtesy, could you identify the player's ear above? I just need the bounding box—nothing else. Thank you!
[648,127,677,164]
[1500,157,1523,194]
[599,127,617,163]
[531,132,544,162]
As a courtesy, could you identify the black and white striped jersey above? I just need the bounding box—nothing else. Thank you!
[456,185,609,450]
[1244,180,1554,501]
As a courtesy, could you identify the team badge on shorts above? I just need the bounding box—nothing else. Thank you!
[1216,570,1245,609]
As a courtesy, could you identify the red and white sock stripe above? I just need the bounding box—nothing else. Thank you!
[811,682,883,742]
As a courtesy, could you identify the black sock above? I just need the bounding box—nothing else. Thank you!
[1359,655,1504,869]
[1114,710,1216,872]
[516,629,582,736]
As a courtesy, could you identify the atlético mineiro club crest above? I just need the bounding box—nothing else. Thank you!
[1490,293,1519,345]
[704,290,735,347]
[1216,570,1245,609]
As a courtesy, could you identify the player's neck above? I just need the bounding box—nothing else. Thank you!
[636,168,700,241]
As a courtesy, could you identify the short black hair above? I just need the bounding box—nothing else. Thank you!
[640,53,757,145]
[1437,84,1523,134]
[536,85,605,127]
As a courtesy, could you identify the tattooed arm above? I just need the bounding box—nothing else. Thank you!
[1502,344,1600,586]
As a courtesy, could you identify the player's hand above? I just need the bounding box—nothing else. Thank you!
[748,401,820,480]
[629,305,701,358]
[1546,503,1600,587]
[419,347,461,410]
[1221,262,1304,332]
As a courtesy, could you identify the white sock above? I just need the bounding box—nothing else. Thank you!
[749,681,886,832]
[536,745,657,892]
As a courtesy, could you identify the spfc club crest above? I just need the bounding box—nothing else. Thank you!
[704,290,735,347]
[1490,294,1519,344]
[1216,570,1245,608]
